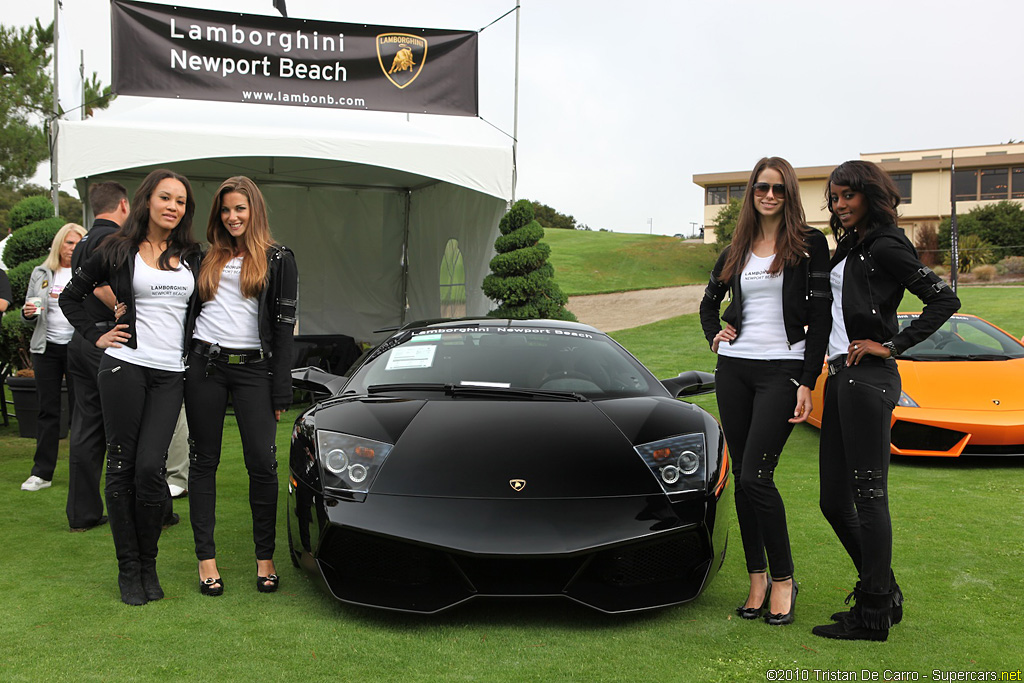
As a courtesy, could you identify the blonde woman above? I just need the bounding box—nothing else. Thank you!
[20,223,88,492]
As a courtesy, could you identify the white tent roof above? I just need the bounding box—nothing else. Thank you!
[54,97,514,343]
[55,97,513,199]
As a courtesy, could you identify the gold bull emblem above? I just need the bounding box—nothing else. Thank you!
[377,33,428,89]
[389,46,416,74]
[509,479,526,492]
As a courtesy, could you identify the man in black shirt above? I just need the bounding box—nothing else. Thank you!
[65,182,129,532]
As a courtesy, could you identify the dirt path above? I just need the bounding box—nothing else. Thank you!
[567,284,705,332]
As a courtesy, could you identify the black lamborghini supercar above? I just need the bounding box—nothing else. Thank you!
[287,318,730,613]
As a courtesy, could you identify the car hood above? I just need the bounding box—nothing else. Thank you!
[898,357,1024,411]
[355,397,698,499]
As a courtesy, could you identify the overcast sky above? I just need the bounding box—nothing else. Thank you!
[7,0,1024,236]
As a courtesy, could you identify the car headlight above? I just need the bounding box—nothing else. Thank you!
[897,391,919,408]
[316,430,394,495]
[634,433,707,494]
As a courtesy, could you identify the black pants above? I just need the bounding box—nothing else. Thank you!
[715,355,800,579]
[184,353,279,561]
[66,332,107,527]
[30,343,73,481]
[97,355,183,503]
[818,356,900,594]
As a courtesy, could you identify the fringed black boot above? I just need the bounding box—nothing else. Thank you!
[813,587,892,641]
[136,500,167,601]
[107,488,146,606]
[830,572,903,625]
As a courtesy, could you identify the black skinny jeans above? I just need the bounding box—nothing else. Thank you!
[66,333,107,527]
[30,343,74,481]
[184,353,279,561]
[97,355,183,502]
[818,356,900,594]
[715,355,800,579]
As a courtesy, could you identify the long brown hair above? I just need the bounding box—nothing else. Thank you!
[198,176,276,301]
[825,160,901,245]
[720,156,809,281]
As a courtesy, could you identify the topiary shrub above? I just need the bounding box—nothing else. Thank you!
[1,309,34,371]
[1,216,64,271]
[8,195,55,231]
[483,199,576,321]
[5,256,46,309]
[1,213,64,372]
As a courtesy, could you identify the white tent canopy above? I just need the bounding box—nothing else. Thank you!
[54,97,513,341]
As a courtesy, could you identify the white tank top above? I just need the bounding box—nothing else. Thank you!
[828,256,851,359]
[194,256,261,349]
[107,253,194,372]
[719,253,805,361]
[45,267,75,344]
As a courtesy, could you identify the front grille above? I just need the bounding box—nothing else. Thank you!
[891,421,966,453]
[319,527,449,586]
[582,533,706,587]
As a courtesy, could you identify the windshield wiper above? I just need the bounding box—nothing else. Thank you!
[366,383,588,401]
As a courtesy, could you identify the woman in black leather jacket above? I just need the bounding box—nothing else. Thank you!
[700,157,831,626]
[812,160,959,642]
[184,176,298,596]
[60,169,202,606]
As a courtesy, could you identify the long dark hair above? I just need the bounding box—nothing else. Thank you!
[102,169,199,270]
[720,156,808,282]
[825,160,901,244]
[198,176,276,301]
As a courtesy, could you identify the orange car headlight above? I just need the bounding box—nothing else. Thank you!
[897,391,919,408]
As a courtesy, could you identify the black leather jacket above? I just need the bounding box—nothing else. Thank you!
[255,245,299,410]
[700,227,832,388]
[831,224,960,353]
[59,245,203,362]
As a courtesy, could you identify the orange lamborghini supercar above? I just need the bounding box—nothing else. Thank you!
[807,313,1024,457]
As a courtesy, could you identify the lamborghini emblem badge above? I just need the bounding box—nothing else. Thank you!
[377,33,428,89]
[509,479,526,492]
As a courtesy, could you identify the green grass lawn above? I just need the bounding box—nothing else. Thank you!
[1,286,1020,681]
[545,229,718,296]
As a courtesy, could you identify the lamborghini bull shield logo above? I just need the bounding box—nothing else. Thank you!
[377,33,428,89]
[509,479,526,492]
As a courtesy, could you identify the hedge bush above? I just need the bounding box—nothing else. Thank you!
[2,216,64,271]
[8,195,55,231]
[5,256,46,309]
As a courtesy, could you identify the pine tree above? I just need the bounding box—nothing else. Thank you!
[0,20,113,186]
[483,199,576,321]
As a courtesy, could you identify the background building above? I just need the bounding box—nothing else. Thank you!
[693,143,1024,245]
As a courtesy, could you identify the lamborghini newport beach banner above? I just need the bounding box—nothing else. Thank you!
[111,0,478,116]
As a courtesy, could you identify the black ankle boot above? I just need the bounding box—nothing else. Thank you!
[813,587,892,641]
[136,499,167,601]
[107,489,146,606]
[831,573,903,624]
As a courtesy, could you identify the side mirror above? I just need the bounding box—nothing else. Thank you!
[661,370,715,398]
[291,366,348,397]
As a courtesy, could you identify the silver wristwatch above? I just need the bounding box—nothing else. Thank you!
[882,340,898,358]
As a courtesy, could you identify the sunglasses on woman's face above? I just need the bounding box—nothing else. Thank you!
[752,182,786,198]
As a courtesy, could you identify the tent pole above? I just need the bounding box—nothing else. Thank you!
[50,0,60,216]
[400,190,412,324]
[511,0,520,202]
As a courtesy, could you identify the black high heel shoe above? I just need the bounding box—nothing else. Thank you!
[735,576,772,620]
[765,581,797,625]
[199,576,224,596]
[256,573,279,593]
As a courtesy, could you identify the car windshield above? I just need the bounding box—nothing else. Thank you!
[345,324,666,399]
[898,314,1024,360]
